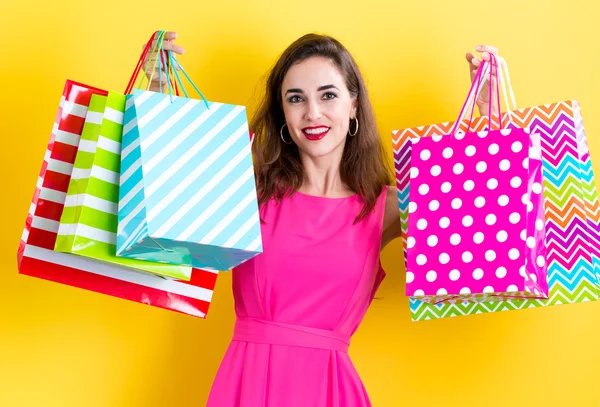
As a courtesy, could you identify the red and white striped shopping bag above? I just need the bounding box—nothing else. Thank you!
[17,80,218,318]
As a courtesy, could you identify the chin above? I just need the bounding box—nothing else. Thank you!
[297,140,343,159]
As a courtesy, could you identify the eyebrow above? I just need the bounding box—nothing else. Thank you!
[285,84,340,95]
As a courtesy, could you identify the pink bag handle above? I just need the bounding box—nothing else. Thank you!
[490,53,502,129]
[462,55,517,126]
[466,53,502,131]
[449,61,484,136]
[450,53,503,138]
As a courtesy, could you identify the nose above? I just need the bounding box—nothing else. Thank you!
[304,99,322,122]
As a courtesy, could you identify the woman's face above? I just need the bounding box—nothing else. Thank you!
[280,56,357,159]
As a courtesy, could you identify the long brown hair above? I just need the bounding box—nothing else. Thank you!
[251,33,391,221]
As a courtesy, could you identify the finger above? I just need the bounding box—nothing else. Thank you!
[466,52,480,71]
[162,41,185,55]
[151,31,178,41]
[476,45,499,55]
[151,40,185,55]
[143,54,182,74]
[481,54,504,73]
[143,39,185,55]
[481,52,501,63]
[154,41,185,54]
[474,66,498,82]
[163,31,178,41]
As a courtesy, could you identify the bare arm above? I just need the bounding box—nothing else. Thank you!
[381,186,402,250]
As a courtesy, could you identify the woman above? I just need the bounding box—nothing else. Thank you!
[147,32,498,406]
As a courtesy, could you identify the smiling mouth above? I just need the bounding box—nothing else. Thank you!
[302,126,330,141]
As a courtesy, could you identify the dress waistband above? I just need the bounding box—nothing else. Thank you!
[232,317,350,353]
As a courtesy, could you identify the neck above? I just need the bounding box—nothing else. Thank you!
[298,146,352,198]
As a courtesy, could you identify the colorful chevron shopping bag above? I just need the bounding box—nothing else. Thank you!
[54,91,192,280]
[17,79,218,318]
[393,58,600,320]
[116,31,262,271]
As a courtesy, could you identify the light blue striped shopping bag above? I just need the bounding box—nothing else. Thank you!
[116,32,262,271]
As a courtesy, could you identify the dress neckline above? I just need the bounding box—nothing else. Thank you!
[293,190,359,201]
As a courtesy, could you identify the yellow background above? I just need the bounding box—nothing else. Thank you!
[2,0,600,405]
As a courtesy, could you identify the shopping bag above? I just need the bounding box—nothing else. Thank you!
[116,31,262,271]
[18,80,108,260]
[54,91,192,280]
[17,79,218,318]
[406,57,548,304]
[392,57,600,320]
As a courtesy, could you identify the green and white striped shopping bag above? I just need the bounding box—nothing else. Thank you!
[55,92,192,280]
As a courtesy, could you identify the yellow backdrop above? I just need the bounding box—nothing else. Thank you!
[2,0,600,405]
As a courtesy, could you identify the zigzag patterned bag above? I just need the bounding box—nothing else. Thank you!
[393,57,600,321]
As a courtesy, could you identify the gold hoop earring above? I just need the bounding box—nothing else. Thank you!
[349,117,359,137]
[280,123,293,144]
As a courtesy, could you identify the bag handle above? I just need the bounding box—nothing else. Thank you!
[467,56,517,123]
[124,31,210,110]
[450,58,488,136]
[466,54,500,132]
[451,54,517,135]
[138,31,179,94]
[451,53,503,137]
[124,31,158,94]
[124,31,178,95]
[497,56,517,121]
[152,31,210,108]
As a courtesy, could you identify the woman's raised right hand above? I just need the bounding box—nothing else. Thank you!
[142,31,186,92]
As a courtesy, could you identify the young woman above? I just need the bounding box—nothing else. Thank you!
[147,32,498,406]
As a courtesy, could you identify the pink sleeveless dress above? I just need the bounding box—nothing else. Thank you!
[207,186,388,407]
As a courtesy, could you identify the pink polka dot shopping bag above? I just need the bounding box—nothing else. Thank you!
[405,55,549,305]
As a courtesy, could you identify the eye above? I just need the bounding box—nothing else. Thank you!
[288,95,303,103]
[322,92,338,100]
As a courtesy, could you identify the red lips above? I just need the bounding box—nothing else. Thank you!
[302,126,330,141]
